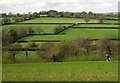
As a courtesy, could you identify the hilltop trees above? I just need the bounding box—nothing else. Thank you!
[47,10,58,17]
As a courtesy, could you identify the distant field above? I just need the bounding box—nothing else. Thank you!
[19,29,119,41]
[74,24,118,28]
[1,24,70,33]
[21,17,99,23]
[3,61,118,81]
[103,20,118,24]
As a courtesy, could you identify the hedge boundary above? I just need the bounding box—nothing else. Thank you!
[18,39,119,43]
[72,27,119,29]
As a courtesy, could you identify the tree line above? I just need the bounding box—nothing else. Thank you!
[1,10,118,25]
[3,38,118,63]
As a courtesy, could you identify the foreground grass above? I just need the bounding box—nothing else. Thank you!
[3,61,118,81]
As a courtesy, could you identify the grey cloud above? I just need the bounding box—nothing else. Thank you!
[0,0,118,13]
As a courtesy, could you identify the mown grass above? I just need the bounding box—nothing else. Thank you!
[2,61,118,81]
[21,17,99,23]
[19,29,119,41]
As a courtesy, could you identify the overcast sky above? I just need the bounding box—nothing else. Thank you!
[0,0,119,14]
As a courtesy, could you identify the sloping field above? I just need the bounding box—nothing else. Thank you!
[74,24,118,28]
[19,29,119,41]
[1,24,70,33]
[20,17,99,23]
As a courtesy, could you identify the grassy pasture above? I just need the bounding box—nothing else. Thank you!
[3,61,118,81]
[1,24,70,33]
[74,24,118,28]
[103,20,118,24]
[19,29,119,41]
[21,17,99,23]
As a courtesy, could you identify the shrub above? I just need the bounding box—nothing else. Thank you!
[54,25,64,34]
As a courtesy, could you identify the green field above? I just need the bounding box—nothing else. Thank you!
[3,61,118,81]
[103,20,118,24]
[1,24,70,33]
[74,24,118,28]
[21,17,99,23]
[19,29,119,41]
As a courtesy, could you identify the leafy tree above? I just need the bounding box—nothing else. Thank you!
[22,14,27,20]
[7,43,22,63]
[99,38,112,55]
[2,18,11,24]
[9,29,18,43]
[37,43,56,62]
[74,38,91,55]
[47,10,58,17]
[32,12,38,18]
[54,25,64,34]
[16,13,20,17]
[81,11,87,18]
[84,15,90,23]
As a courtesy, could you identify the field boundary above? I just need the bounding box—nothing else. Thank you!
[17,39,120,43]
[1,22,119,26]
[72,27,119,29]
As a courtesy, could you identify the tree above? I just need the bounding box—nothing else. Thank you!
[1,13,7,17]
[9,29,18,43]
[73,13,81,18]
[74,38,91,55]
[99,38,112,55]
[32,12,38,18]
[37,43,56,62]
[54,25,64,34]
[22,14,27,20]
[16,13,20,17]
[2,18,11,24]
[88,11,94,18]
[7,43,22,63]
[81,11,87,18]
[13,17,20,22]
[84,15,90,23]
[47,10,58,17]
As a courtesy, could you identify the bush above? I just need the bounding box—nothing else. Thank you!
[54,25,64,34]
